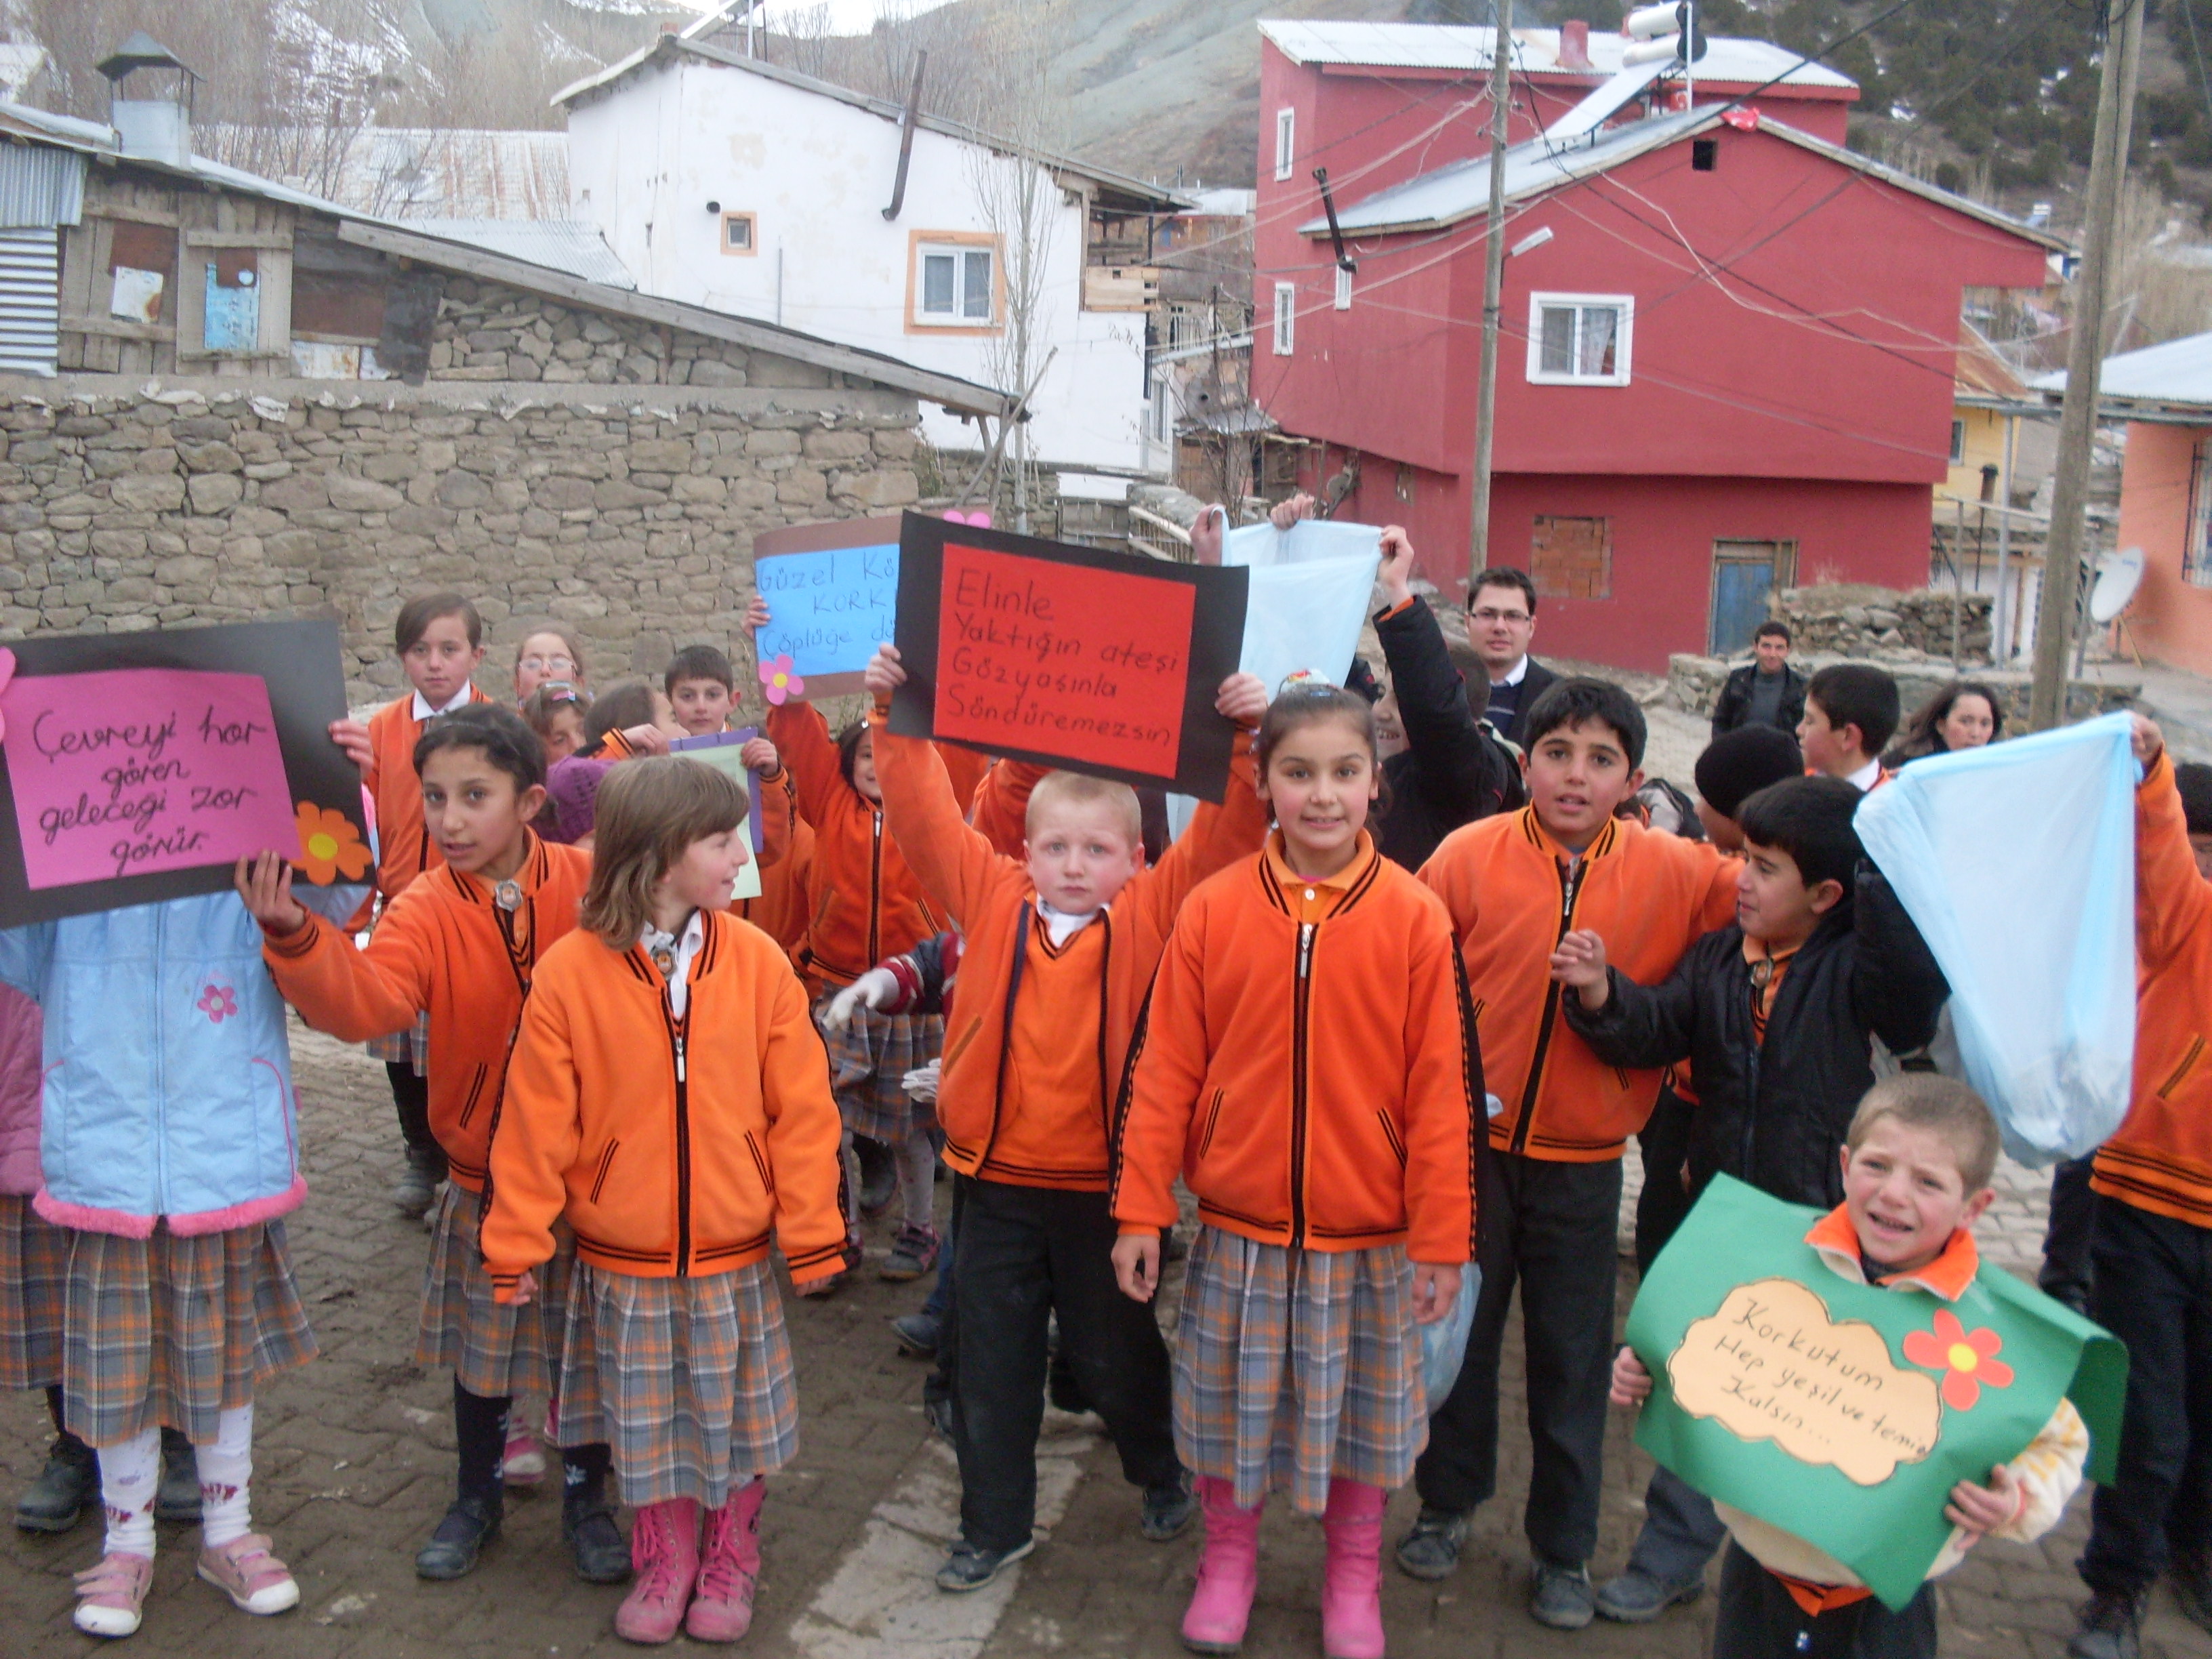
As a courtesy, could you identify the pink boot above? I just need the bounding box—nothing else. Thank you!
[614,1497,700,1645]
[686,1479,764,1643]
[1181,1476,1261,1655]
[1319,1480,1387,1659]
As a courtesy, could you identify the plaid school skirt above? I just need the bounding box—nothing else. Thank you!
[555,1259,798,1509]
[63,1221,316,1448]
[0,1193,69,1392]
[1173,1225,1425,1515]
[368,1010,430,1073]
[415,1183,573,1402]
[817,1000,941,1145]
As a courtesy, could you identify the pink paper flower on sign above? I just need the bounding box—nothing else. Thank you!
[197,982,239,1025]
[758,654,804,705]
[944,509,992,528]
[1902,1308,2014,1411]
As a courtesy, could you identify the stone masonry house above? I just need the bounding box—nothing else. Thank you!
[0,45,1014,705]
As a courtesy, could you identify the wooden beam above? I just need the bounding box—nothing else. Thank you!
[334,218,1017,419]
[62,314,176,342]
[183,230,293,249]
[84,201,181,228]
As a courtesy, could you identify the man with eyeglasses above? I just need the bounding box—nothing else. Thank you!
[1466,567,1556,747]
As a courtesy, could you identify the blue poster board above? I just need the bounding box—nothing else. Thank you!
[751,514,904,695]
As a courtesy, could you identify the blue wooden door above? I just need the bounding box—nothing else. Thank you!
[1709,555,1776,655]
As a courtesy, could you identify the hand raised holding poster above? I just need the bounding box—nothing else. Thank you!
[884,513,1248,801]
[751,515,903,697]
[0,619,369,926]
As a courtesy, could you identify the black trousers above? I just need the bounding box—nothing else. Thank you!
[1712,1542,1936,1659]
[388,1061,437,1152]
[1415,1145,1621,1568]
[2037,1155,2097,1313]
[946,1176,1180,1552]
[2080,1193,2212,1595]
[1635,1086,1697,1278]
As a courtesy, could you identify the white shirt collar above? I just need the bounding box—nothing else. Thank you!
[1490,655,1530,689]
[411,683,476,721]
[1846,756,1884,792]
[640,910,708,1016]
[1037,897,1101,948]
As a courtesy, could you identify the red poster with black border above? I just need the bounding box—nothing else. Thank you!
[886,513,1249,802]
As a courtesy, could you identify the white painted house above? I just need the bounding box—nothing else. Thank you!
[556,29,1189,478]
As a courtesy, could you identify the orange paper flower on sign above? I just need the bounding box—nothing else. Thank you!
[293,801,371,884]
[1901,1308,2014,1411]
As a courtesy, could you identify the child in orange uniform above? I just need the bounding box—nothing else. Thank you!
[1112,683,1477,1659]
[365,593,495,1217]
[241,705,626,1587]
[483,756,845,1646]
[862,641,1271,1592]
[1406,678,1738,1626]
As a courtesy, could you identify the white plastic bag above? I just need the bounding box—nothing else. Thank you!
[1854,714,2137,1165]
[1422,1265,1482,1414]
[1221,517,1385,569]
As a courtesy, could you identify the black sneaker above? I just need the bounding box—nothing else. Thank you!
[1595,1565,1704,1622]
[415,1492,501,1580]
[1140,1473,1197,1542]
[856,1135,898,1220]
[391,1143,447,1218]
[155,1427,201,1525]
[890,1312,941,1359]
[935,1536,1036,1592]
[923,1393,955,1444]
[1530,1561,1596,1631]
[14,1433,96,1534]
[2067,1589,2146,1659]
[1393,1507,1469,1580]
[561,1491,631,1585]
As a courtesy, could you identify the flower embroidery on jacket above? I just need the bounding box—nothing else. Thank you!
[1902,1308,2014,1410]
[758,654,804,706]
[292,801,371,884]
[197,983,239,1025]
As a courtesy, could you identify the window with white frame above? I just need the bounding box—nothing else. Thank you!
[1275,108,1296,182]
[2187,442,2212,589]
[912,237,998,327]
[1334,265,1353,310]
[720,211,756,255]
[1272,281,1296,355]
[1526,293,1633,386]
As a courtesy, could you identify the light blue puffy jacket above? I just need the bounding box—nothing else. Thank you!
[0,881,368,1237]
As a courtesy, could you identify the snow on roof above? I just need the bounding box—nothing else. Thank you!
[2034,331,2212,411]
[1258,18,1858,93]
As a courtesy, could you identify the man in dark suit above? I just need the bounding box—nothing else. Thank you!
[1467,566,1557,745]
[1708,619,1807,741]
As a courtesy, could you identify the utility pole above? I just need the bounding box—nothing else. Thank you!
[1468,0,1513,577]
[2028,0,2142,731]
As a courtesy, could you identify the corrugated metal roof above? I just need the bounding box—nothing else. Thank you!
[0,228,58,376]
[1955,321,2028,400]
[1301,106,2067,253]
[1257,19,1858,91]
[0,144,82,228]
[2033,331,2212,410]
[402,220,634,289]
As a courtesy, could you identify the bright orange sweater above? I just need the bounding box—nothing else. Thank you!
[365,687,495,901]
[968,759,1050,859]
[736,771,815,958]
[872,705,1268,1191]
[483,911,848,1291]
[2093,751,2212,1229]
[764,702,944,990]
[1113,836,1478,1261]
[262,834,592,1192]
[1419,807,1738,1162]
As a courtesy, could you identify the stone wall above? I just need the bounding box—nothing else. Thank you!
[1770,583,1996,664]
[0,361,925,708]
[1664,653,2138,730]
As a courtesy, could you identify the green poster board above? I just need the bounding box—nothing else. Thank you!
[1625,1176,2126,1611]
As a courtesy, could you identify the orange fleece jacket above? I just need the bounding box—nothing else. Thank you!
[2093,750,2212,1229]
[737,770,815,958]
[365,687,495,901]
[483,911,848,1292]
[969,759,1051,859]
[872,704,1268,1191]
[1419,806,1738,1162]
[1113,836,1478,1260]
[764,701,945,989]
[262,834,592,1192]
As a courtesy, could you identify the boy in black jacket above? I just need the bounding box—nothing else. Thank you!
[1548,775,1948,1624]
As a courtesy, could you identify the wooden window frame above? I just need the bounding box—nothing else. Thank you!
[1526,291,1633,386]
[904,229,1002,335]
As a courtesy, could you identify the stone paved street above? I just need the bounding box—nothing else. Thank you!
[3,1021,2207,1659]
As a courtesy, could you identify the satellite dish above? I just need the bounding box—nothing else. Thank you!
[2090,546,2145,623]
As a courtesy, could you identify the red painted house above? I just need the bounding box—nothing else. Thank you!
[1253,20,2062,669]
